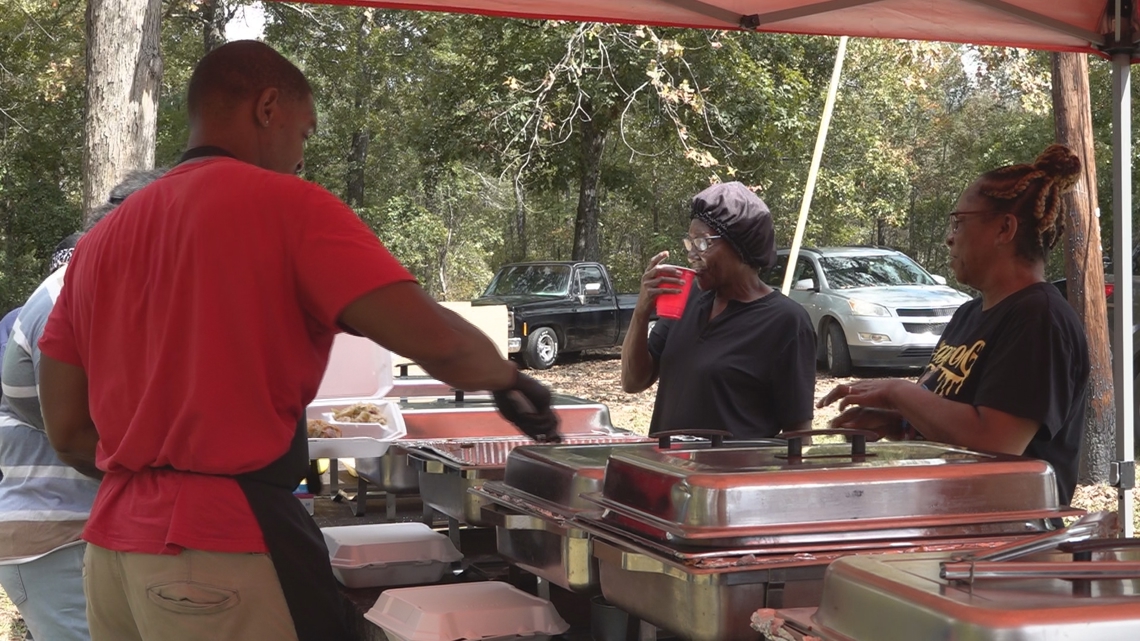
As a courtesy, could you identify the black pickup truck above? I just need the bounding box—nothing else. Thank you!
[472,261,648,369]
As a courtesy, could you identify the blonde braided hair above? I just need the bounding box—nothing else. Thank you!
[975,144,1081,260]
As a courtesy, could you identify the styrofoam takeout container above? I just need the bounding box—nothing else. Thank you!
[307,400,407,459]
[365,582,569,641]
[323,523,462,589]
[317,333,395,400]
[307,333,405,458]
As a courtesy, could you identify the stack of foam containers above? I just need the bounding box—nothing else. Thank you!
[365,582,570,641]
[323,523,462,589]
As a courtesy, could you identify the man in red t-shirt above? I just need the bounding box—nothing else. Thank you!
[37,41,558,641]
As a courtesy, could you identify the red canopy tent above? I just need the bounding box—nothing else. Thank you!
[294,0,1134,56]
[276,0,1139,530]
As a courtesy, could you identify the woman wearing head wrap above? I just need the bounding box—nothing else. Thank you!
[819,144,1090,507]
[621,181,817,439]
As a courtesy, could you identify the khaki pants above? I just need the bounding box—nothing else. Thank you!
[84,543,299,641]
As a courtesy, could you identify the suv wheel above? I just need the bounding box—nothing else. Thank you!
[825,321,853,377]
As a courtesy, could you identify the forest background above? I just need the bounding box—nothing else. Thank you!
[0,0,1133,312]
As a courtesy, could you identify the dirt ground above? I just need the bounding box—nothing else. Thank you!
[0,353,1132,636]
[0,595,24,641]
[528,349,866,436]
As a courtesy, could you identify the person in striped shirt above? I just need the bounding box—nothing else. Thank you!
[0,169,163,641]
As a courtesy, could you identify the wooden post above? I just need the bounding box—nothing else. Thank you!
[82,0,162,222]
[1052,52,1115,483]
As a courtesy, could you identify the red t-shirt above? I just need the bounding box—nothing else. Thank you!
[39,158,415,554]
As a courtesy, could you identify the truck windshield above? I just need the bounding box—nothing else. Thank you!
[819,255,935,289]
[484,265,572,297]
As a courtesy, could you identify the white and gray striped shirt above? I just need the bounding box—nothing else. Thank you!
[0,267,99,562]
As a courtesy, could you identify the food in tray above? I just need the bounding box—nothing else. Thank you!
[331,402,389,425]
[307,419,343,439]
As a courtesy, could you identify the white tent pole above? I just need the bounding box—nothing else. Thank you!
[782,35,848,295]
[1110,50,1134,536]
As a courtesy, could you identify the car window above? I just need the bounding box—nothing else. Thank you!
[764,255,789,286]
[484,265,572,296]
[576,266,608,295]
[794,258,817,284]
[817,254,935,289]
[764,255,820,287]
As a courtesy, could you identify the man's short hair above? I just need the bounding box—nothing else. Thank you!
[109,168,168,205]
[85,204,117,232]
[87,167,168,232]
[187,40,312,119]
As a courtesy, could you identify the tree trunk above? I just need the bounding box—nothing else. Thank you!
[513,176,527,261]
[345,130,369,207]
[572,105,606,262]
[83,0,162,222]
[1052,52,1114,484]
[344,9,372,208]
[201,0,228,54]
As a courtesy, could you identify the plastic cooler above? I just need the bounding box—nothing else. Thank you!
[307,334,405,459]
[365,582,569,641]
[322,523,461,589]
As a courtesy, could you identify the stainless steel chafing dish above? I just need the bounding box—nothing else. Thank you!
[409,430,647,527]
[310,386,614,494]
[472,431,780,594]
[575,430,1084,641]
[767,513,1140,641]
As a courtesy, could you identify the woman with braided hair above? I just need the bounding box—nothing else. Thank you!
[819,144,1091,507]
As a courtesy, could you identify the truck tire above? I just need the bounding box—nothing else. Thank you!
[524,327,559,370]
[825,321,853,377]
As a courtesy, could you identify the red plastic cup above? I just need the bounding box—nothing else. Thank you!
[655,267,695,320]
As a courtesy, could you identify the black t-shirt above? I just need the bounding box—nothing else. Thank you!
[917,282,1089,506]
[647,288,816,439]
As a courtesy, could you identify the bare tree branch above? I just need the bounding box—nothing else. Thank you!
[0,106,31,134]
[18,0,57,41]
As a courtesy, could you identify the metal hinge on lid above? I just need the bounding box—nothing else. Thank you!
[1110,460,1136,491]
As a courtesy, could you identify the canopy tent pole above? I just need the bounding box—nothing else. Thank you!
[1111,49,1135,537]
[781,35,848,295]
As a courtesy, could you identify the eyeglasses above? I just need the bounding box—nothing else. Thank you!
[682,235,722,253]
[947,210,1005,235]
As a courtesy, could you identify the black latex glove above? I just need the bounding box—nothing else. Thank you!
[493,370,561,443]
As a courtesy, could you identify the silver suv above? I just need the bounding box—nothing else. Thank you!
[766,247,971,376]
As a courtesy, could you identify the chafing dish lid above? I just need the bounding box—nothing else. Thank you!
[417,433,648,469]
[790,546,1140,641]
[598,441,1064,534]
[394,393,615,439]
[496,439,655,512]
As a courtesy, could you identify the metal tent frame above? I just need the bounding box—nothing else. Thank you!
[276,0,1137,532]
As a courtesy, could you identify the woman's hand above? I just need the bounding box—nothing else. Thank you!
[816,379,908,412]
[636,251,686,315]
[829,406,908,440]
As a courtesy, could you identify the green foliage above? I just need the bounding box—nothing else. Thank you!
[0,0,87,310]
[2,2,1132,309]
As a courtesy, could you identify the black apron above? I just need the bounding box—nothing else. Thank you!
[235,417,357,641]
[174,146,358,641]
